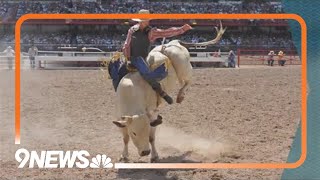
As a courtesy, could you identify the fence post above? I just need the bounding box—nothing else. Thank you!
[237,49,240,68]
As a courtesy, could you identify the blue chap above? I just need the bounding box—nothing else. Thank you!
[130,56,168,83]
[108,60,128,91]
[108,56,168,91]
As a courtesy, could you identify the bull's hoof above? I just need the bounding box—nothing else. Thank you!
[119,157,129,163]
[150,156,159,163]
[176,95,185,103]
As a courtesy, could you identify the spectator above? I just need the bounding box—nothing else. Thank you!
[28,43,38,69]
[0,0,284,20]
[3,46,15,70]
[3,30,294,51]
[0,28,295,52]
[228,50,236,68]
[267,50,275,66]
[278,50,286,66]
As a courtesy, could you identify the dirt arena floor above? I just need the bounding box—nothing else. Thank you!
[0,65,301,180]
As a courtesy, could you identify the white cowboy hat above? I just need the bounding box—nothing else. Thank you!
[132,9,151,22]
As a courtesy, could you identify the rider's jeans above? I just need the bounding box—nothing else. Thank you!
[131,56,168,88]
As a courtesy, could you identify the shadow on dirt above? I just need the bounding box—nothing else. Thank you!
[116,151,201,180]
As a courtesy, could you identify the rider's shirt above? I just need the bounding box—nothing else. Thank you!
[278,51,284,60]
[268,54,274,60]
[130,26,152,60]
[28,47,38,58]
[3,48,14,57]
[228,51,235,60]
[123,23,188,60]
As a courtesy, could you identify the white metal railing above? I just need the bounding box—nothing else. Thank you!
[0,54,30,70]
[0,50,232,70]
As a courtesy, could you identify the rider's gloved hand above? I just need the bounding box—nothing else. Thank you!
[182,24,193,31]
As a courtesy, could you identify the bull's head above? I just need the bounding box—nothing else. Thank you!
[113,114,162,157]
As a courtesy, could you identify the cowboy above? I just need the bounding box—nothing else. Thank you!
[267,50,275,66]
[278,51,285,66]
[122,9,192,104]
[228,50,236,68]
[3,46,15,70]
[28,43,38,69]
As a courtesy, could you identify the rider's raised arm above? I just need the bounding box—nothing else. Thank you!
[148,24,192,42]
[123,26,136,59]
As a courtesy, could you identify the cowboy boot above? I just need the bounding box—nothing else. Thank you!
[130,57,173,104]
[151,82,173,104]
[158,89,173,105]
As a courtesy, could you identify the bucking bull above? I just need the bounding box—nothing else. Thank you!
[108,22,225,162]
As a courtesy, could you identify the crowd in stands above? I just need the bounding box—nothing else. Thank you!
[174,30,295,50]
[0,0,284,21]
[0,0,292,52]
[0,1,8,17]
[0,29,295,52]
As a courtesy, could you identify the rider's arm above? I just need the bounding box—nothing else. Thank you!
[148,24,192,42]
[123,27,135,59]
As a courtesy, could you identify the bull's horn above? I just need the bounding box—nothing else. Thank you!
[179,20,226,47]
[150,115,163,127]
[113,120,126,128]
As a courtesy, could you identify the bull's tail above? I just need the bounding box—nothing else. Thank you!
[178,21,226,48]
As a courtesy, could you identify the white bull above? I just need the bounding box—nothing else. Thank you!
[112,23,226,162]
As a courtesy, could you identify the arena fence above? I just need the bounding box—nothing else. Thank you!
[237,49,300,67]
[0,52,30,70]
[0,49,232,70]
[2,43,296,55]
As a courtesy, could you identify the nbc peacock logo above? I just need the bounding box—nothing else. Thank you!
[90,154,113,168]
[15,148,114,169]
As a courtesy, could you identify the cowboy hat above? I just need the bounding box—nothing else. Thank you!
[132,9,151,22]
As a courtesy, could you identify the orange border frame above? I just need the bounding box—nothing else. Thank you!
[15,14,307,169]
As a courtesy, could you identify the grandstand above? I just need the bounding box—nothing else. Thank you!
[0,0,284,19]
[0,0,298,68]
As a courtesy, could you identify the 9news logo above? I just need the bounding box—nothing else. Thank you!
[15,148,113,169]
